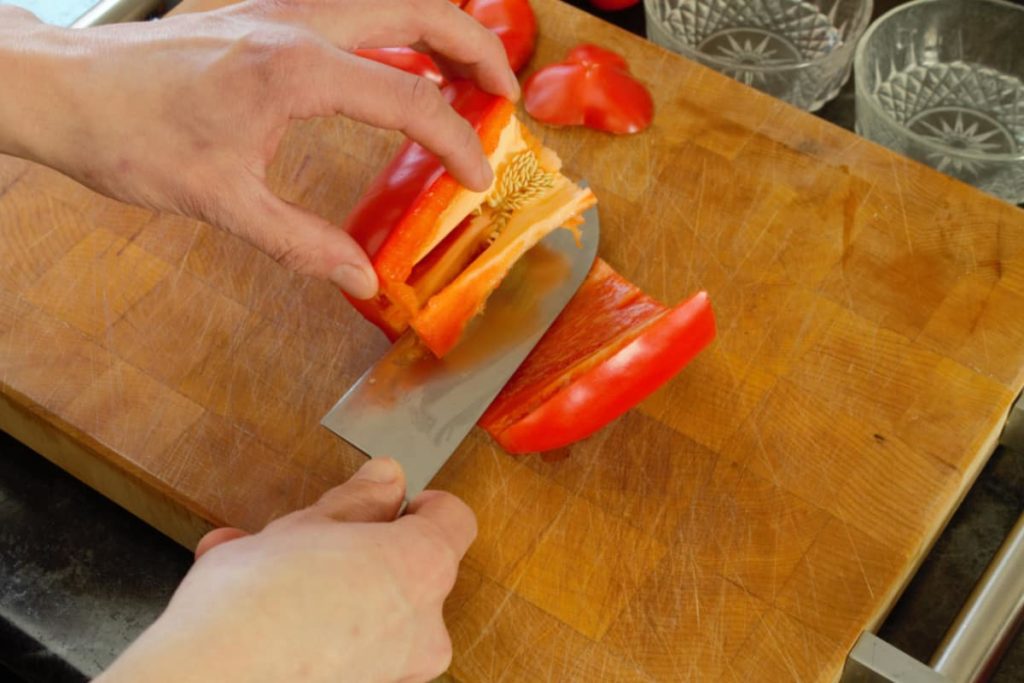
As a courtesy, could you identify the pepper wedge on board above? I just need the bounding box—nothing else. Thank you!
[479,259,715,453]
[343,80,596,357]
[524,44,654,134]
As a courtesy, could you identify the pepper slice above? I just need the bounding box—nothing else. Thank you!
[343,80,595,357]
[523,44,654,134]
[479,259,715,453]
[463,0,538,73]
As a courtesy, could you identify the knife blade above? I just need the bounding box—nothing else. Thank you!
[321,200,600,500]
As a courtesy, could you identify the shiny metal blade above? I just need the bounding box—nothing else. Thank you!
[321,202,600,499]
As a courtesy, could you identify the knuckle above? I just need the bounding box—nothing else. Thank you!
[458,120,479,156]
[315,479,391,519]
[228,194,318,276]
[269,235,317,274]
[402,75,444,125]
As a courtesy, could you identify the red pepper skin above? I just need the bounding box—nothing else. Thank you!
[463,0,538,73]
[488,290,715,453]
[524,44,654,134]
[342,82,515,336]
[587,0,641,10]
[354,48,445,86]
[343,138,443,337]
[371,88,512,288]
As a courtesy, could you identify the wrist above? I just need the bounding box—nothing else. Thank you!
[0,8,77,164]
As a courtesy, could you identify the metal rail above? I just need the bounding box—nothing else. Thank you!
[842,393,1024,683]
[930,512,1024,682]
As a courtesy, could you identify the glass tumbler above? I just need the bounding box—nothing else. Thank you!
[643,0,873,111]
[855,0,1024,204]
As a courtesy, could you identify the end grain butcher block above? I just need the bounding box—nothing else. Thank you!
[3,0,1024,680]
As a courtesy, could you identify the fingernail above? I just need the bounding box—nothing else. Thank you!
[355,458,402,484]
[330,263,378,300]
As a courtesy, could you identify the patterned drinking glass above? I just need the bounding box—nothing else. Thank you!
[643,0,873,111]
[855,0,1024,204]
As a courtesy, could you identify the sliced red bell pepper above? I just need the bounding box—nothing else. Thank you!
[354,48,445,86]
[343,80,594,356]
[479,259,715,452]
[523,44,654,134]
[463,0,538,73]
[343,81,516,338]
[340,82,712,453]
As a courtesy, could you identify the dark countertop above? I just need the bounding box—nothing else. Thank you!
[2,1,1023,681]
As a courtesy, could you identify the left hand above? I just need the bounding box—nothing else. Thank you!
[0,0,517,298]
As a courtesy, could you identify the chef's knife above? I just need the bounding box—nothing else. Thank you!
[321,201,600,500]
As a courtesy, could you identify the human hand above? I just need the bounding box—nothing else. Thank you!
[96,458,477,683]
[0,1,518,298]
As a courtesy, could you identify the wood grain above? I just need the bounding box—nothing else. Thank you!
[2,1,1023,680]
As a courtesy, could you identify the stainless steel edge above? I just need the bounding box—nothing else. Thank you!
[930,511,1024,683]
[841,633,949,683]
[841,509,1024,683]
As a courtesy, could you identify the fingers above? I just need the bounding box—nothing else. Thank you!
[425,50,518,100]
[310,458,407,522]
[294,53,494,191]
[218,178,379,297]
[373,3,517,102]
[402,489,478,560]
[194,527,250,560]
[260,0,517,100]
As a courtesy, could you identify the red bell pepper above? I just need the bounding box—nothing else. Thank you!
[479,259,714,452]
[341,84,713,454]
[523,44,654,134]
[343,80,595,357]
[343,81,513,339]
[463,0,538,73]
[354,48,445,86]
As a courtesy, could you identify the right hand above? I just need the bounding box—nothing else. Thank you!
[96,458,477,683]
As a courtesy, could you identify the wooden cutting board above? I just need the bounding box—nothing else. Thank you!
[3,0,1024,680]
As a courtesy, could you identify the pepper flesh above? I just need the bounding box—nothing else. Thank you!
[480,259,716,452]
[343,80,595,356]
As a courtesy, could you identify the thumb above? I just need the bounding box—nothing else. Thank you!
[310,458,407,523]
[224,180,379,299]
